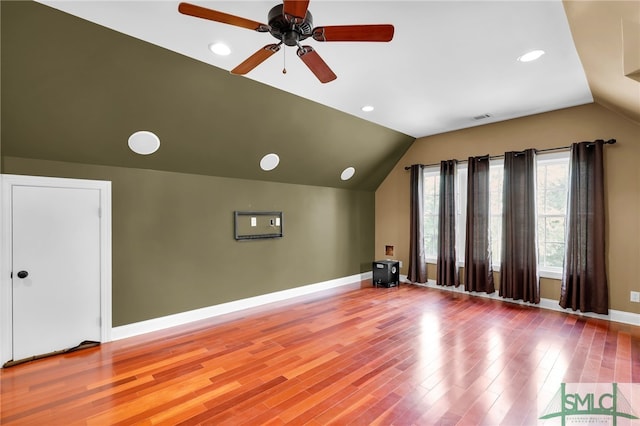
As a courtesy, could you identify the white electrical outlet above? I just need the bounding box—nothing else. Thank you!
[631,291,640,303]
[399,260,403,268]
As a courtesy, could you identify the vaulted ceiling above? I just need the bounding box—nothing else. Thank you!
[563,1,640,125]
[1,1,638,191]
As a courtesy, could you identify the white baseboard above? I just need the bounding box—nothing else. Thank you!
[403,275,640,326]
[111,272,372,341]
[112,272,637,342]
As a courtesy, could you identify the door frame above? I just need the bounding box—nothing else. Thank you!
[0,174,112,365]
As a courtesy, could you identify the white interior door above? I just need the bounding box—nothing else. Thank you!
[11,184,103,361]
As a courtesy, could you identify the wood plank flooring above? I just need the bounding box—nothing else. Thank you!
[1,282,639,425]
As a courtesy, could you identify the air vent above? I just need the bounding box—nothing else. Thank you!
[473,114,492,121]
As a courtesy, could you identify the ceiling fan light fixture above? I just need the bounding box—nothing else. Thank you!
[260,153,280,171]
[361,105,374,112]
[341,167,355,181]
[128,131,160,155]
[517,49,545,62]
[209,42,231,56]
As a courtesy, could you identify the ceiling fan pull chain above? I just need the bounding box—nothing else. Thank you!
[282,45,287,74]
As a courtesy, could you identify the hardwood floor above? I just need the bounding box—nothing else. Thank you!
[1,281,639,425]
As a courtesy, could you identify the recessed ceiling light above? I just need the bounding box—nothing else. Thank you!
[209,42,231,56]
[517,49,545,62]
[361,105,374,112]
[128,131,160,155]
[260,153,280,171]
[341,167,355,181]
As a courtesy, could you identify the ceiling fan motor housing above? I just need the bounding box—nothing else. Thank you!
[268,4,313,46]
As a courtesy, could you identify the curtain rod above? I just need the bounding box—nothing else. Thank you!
[404,139,616,170]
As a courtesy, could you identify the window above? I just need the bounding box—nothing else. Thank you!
[423,165,467,263]
[455,166,467,264]
[536,152,570,276]
[423,167,439,260]
[488,160,504,267]
[422,150,569,279]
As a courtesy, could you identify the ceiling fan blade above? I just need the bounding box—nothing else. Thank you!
[312,25,395,42]
[297,46,337,83]
[231,44,281,75]
[283,0,310,22]
[178,2,269,32]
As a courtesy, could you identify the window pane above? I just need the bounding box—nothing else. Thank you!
[489,162,503,265]
[544,242,565,268]
[490,215,502,263]
[456,167,468,262]
[545,189,566,214]
[536,153,570,271]
[546,164,568,190]
[537,190,546,215]
[423,169,440,259]
[538,241,547,267]
[424,215,438,233]
[545,216,565,243]
[537,219,546,243]
[424,198,437,215]
[425,235,437,258]
[423,175,439,214]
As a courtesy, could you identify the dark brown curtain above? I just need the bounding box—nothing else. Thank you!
[408,164,427,283]
[464,156,495,294]
[437,160,459,286]
[499,149,539,303]
[560,141,608,314]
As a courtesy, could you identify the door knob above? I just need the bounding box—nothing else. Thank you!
[17,271,29,279]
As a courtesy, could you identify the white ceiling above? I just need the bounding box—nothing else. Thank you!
[37,0,594,138]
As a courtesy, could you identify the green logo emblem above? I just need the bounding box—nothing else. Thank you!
[540,383,638,425]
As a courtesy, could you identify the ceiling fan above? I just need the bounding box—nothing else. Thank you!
[178,1,394,83]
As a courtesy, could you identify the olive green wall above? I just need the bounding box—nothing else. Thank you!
[376,103,640,315]
[3,157,374,326]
